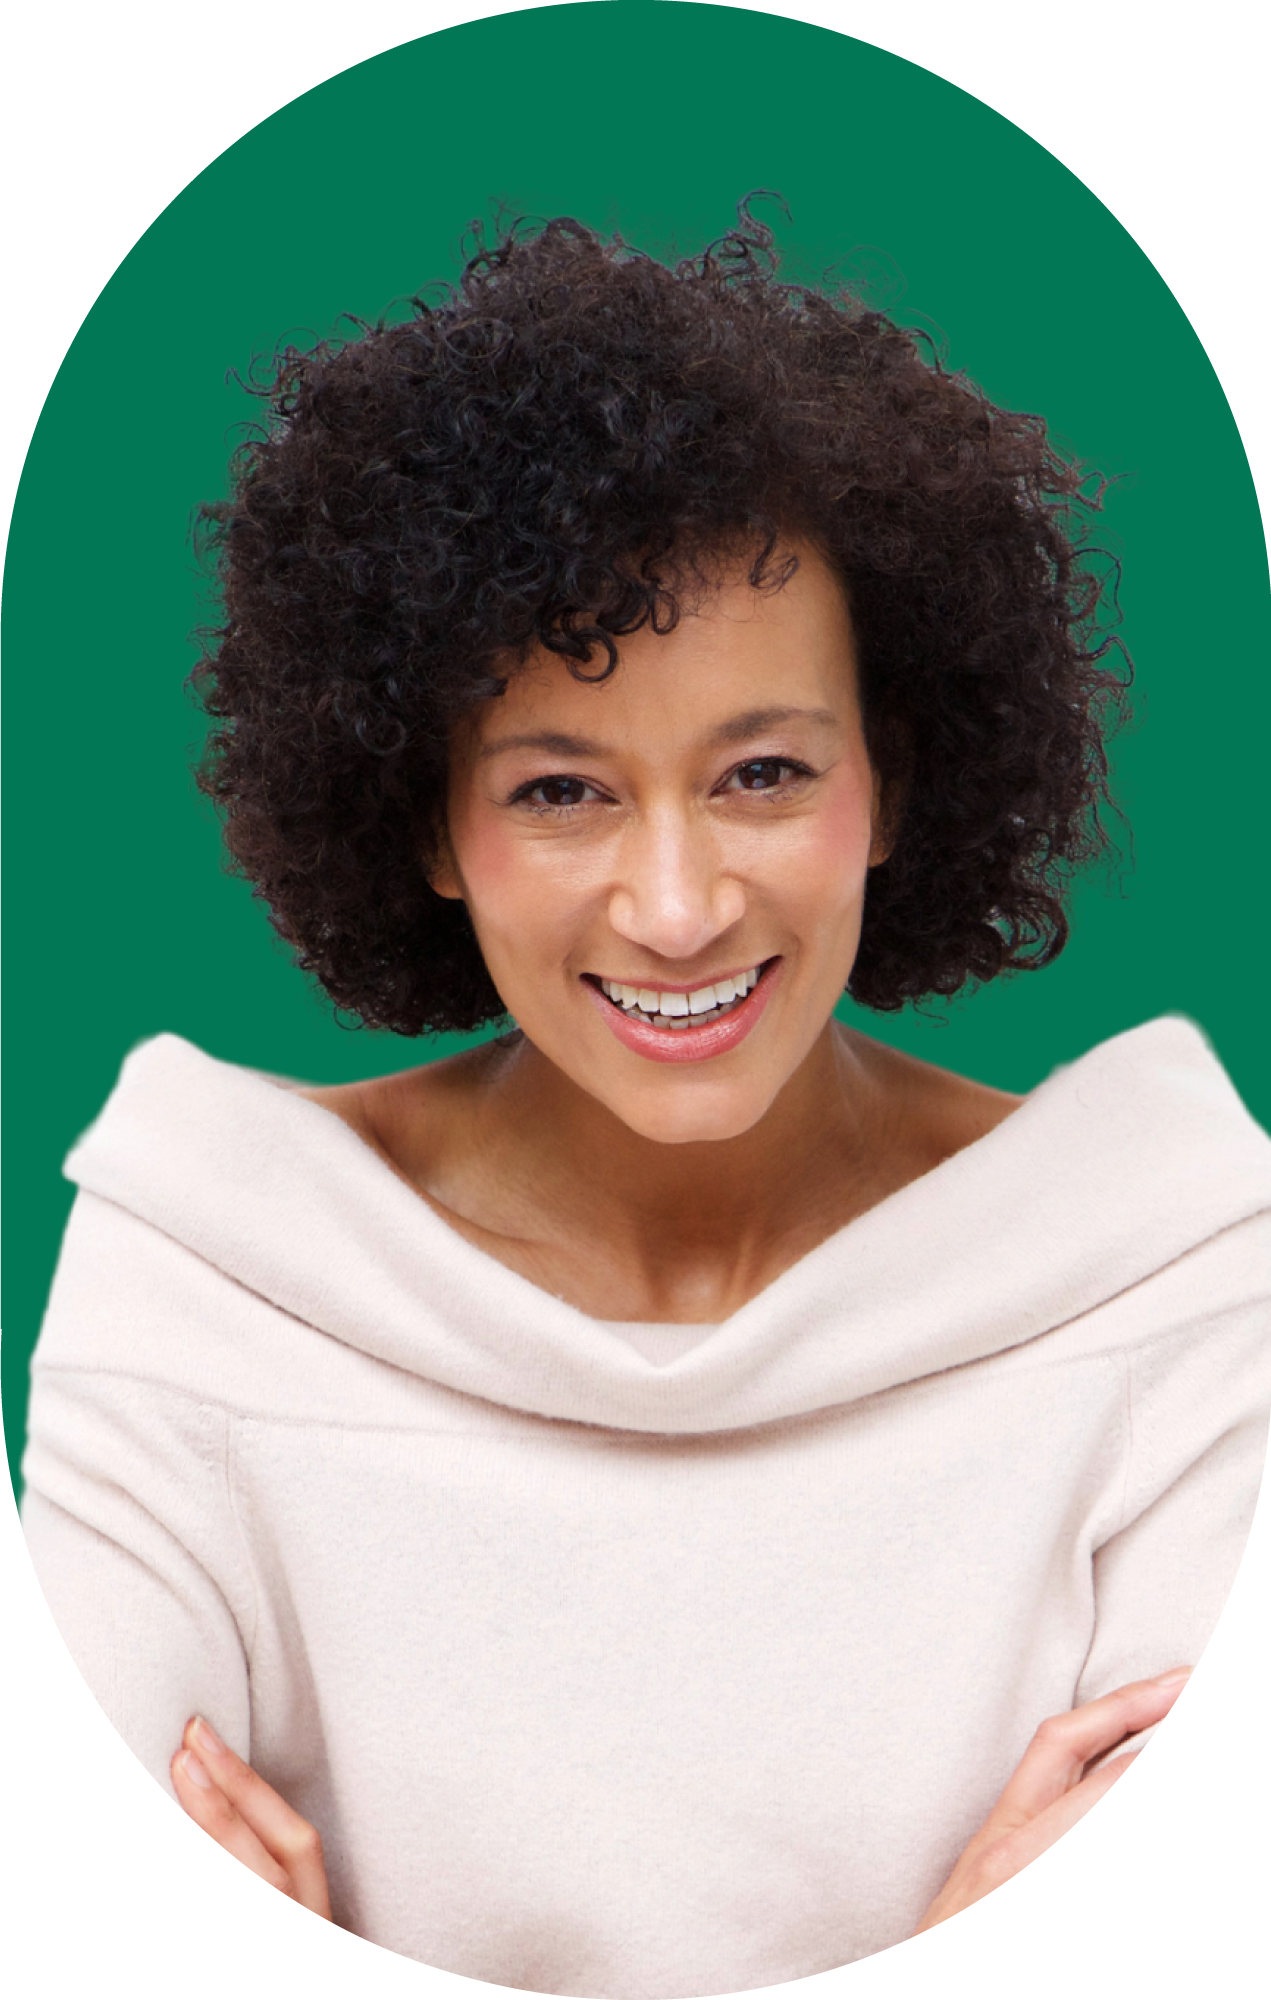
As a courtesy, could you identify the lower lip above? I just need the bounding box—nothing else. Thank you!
[581,962,782,1064]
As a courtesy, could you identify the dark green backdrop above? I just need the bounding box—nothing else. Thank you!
[4,3,1268,1495]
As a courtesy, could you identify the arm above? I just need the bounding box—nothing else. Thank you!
[22,1375,253,1786]
[22,1189,324,1911]
[1076,1338,1271,1711]
[19,1184,259,1784]
[24,1424,330,1917]
[920,1219,1271,1929]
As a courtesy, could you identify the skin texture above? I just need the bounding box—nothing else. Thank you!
[913,1669,1193,1930]
[301,547,1021,1323]
[171,1716,330,1919]
[172,548,1181,1936]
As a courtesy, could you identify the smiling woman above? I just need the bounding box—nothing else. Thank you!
[431,555,887,1145]
[19,208,1271,1994]
[299,548,1022,1322]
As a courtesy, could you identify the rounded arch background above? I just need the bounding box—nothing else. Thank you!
[6,0,1269,1493]
[2,3,1268,1993]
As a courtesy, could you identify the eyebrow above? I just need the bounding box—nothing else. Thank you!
[477,707,841,763]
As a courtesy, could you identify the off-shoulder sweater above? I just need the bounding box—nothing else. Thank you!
[21,1016,1271,1997]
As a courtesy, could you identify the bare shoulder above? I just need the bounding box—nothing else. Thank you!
[293,1035,516,1179]
[294,1076,376,1125]
[840,1026,1027,1176]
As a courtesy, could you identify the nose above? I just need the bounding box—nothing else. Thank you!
[606,808,746,961]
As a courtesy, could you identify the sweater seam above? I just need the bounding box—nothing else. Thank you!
[222,1410,261,1660]
[1116,1347,1135,1539]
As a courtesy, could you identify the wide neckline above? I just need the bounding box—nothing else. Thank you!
[216,1014,1270,1361]
[64,1014,1271,1434]
[263,1047,1031,1337]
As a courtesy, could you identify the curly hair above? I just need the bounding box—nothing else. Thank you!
[191,204,1128,1033]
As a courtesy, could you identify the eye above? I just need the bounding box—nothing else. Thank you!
[720,757,812,793]
[510,775,603,811]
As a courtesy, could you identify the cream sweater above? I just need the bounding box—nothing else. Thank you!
[21,1017,1271,1996]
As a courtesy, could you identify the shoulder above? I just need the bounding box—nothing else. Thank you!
[294,1072,420,1190]
[295,1077,386,1154]
[836,1024,1025,1186]
[294,1032,521,1189]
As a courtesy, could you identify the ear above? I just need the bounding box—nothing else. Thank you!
[866,720,911,868]
[867,768,900,869]
[424,831,465,902]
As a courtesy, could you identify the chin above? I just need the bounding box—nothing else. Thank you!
[602,1082,779,1148]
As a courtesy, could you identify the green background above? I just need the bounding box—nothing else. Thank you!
[4,2,1268,1497]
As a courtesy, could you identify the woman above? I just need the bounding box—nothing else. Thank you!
[22,211,1271,1991]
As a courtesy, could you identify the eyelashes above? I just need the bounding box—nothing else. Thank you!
[508,776,602,812]
[507,758,819,815]
[720,757,816,794]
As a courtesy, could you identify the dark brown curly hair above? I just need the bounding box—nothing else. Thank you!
[191,204,1128,1034]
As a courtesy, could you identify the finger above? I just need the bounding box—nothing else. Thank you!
[1083,1724,1158,1778]
[171,1748,296,1895]
[182,1718,331,1918]
[916,1750,1140,1930]
[987,1669,1189,1826]
[969,1750,1140,1899]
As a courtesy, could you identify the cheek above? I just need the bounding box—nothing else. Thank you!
[449,808,597,962]
[756,782,877,924]
[450,808,520,902]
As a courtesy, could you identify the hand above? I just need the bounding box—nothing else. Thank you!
[170,1715,332,1920]
[915,1666,1193,1933]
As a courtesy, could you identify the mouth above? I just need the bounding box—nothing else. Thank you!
[580,959,781,1064]
[594,963,764,1029]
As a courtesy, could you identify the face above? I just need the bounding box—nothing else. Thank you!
[431,545,890,1145]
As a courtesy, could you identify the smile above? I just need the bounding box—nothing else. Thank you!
[595,966,761,1030]
[581,960,781,1064]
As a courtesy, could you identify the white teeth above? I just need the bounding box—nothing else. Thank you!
[598,964,764,1022]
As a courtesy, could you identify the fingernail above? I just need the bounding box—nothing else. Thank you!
[1151,1666,1193,1687]
[191,1715,224,1755]
[182,1751,213,1790]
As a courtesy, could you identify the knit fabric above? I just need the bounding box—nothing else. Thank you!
[22,1016,1271,1995]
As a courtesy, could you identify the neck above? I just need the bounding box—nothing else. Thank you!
[438,1021,893,1320]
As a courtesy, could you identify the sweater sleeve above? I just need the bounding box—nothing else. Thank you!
[20,1196,256,1794]
[1075,1213,1271,1711]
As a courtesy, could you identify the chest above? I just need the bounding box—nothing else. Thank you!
[226,1351,1126,1986]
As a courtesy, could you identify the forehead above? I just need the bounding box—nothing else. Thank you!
[469,548,860,755]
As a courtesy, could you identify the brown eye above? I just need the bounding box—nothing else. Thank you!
[512,775,600,810]
[534,778,588,807]
[726,759,801,792]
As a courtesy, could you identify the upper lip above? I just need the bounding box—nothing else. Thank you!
[585,960,772,993]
